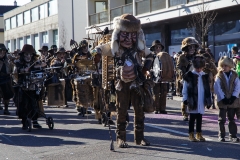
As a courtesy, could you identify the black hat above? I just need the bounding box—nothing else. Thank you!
[19,44,37,56]
[150,40,164,51]
[56,47,67,54]
[0,43,8,52]
[38,46,49,52]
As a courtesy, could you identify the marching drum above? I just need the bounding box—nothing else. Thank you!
[75,59,96,75]
[47,79,66,106]
[73,76,94,108]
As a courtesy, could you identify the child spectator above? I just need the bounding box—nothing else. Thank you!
[182,55,212,142]
[214,56,240,142]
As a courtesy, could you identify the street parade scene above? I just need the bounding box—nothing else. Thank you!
[0,0,240,159]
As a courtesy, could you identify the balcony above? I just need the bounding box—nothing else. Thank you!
[136,0,166,15]
[110,3,133,20]
[89,11,108,26]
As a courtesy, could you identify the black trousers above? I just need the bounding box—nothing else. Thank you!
[218,108,237,138]
[189,113,203,133]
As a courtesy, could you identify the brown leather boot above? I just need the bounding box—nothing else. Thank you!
[189,132,198,142]
[196,132,206,142]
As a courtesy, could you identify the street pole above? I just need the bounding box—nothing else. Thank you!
[72,0,75,40]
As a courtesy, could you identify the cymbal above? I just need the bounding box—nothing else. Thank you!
[44,66,62,70]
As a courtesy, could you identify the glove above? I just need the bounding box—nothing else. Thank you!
[229,96,237,105]
[183,100,188,105]
[222,97,229,105]
[206,105,211,109]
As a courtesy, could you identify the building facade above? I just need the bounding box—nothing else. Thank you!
[0,5,19,44]
[4,0,87,52]
[86,0,240,61]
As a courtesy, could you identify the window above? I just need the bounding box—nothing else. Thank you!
[125,0,133,4]
[14,39,17,50]
[53,29,58,45]
[42,31,48,43]
[171,28,195,45]
[34,34,39,52]
[11,16,16,29]
[19,38,24,50]
[5,19,10,30]
[95,1,107,13]
[49,0,58,16]
[40,3,48,19]
[7,41,11,52]
[31,7,39,22]
[26,36,31,44]
[24,10,31,24]
[169,0,187,7]
[145,32,161,48]
[17,13,23,26]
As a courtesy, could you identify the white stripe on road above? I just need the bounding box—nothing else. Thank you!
[145,123,213,141]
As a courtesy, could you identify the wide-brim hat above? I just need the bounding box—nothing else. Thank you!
[19,44,37,56]
[56,47,67,54]
[218,56,234,68]
[111,14,147,56]
[38,45,49,52]
[181,37,199,51]
[150,40,164,51]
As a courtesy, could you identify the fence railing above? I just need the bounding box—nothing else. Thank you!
[89,11,108,26]
[136,0,166,15]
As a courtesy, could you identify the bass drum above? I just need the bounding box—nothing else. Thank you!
[74,76,94,108]
[152,52,175,83]
[47,79,65,106]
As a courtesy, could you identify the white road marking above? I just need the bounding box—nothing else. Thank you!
[145,123,213,141]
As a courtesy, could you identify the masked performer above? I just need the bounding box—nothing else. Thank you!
[150,40,174,114]
[50,47,69,107]
[176,37,199,121]
[13,44,46,129]
[95,14,153,148]
[0,46,14,114]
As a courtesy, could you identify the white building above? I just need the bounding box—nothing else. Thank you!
[4,0,88,52]
[86,0,240,60]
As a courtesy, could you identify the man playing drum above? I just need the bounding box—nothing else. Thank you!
[95,14,153,148]
[150,40,175,114]
[0,46,14,115]
[13,44,46,129]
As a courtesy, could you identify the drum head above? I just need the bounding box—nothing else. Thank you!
[153,56,160,78]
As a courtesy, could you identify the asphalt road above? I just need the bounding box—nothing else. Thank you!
[1,98,240,160]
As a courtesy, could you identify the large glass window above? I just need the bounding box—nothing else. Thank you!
[42,31,48,43]
[31,7,39,22]
[40,3,48,19]
[7,41,11,52]
[145,32,161,48]
[171,28,195,45]
[95,1,107,13]
[49,0,58,16]
[19,38,24,50]
[17,13,23,26]
[11,16,16,29]
[5,19,10,30]
[26,36,31,44]
[125,0,133,4]
[14,39,17,50]
[34,34,39,52]
[169,0,187,7]
[24,10,31,24]
[53,29,58,45]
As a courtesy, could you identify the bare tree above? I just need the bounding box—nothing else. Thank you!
[59,21,68,48]
[188,0,217,48]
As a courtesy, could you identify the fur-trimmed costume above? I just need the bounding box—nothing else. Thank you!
[96,14,153,147]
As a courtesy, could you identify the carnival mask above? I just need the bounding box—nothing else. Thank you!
[24,52,33,62]
[188,44,196,55]
[119,31,137,49]
[57,52,65,60]
[81,46,88,54]
[0,50,5,59]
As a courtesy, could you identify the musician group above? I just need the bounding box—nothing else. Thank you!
[1,13,240,146]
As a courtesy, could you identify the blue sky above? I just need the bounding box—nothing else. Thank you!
[0,0,31,6]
